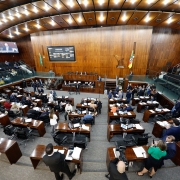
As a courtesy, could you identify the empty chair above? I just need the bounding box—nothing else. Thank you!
[14,127,34,147]
[3,125,16,139]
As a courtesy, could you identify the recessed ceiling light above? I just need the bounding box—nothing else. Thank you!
[156,19,161,22]
[98,0,104,6]
[134,17,138,21]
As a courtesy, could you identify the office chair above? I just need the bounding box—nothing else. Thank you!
[14,127,34,147]
[83,117,94,125]
[26,113,37,119]
[74,134,87,149]
[39,115,50,126]
[8,110,20,118]
[3,125,16,139]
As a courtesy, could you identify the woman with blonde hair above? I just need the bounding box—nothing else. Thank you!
[137,140,167,178]
[49,108,58,133]
[10,103,20,115]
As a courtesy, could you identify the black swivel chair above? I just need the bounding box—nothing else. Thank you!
[14,127,34,147]
[39,115,50,126]
[3,125,16,139]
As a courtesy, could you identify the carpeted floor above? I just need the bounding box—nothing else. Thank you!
[0,88,179,180]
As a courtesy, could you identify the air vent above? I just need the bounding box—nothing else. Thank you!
[177,21,180,25]
[110,17,115,21]
[156,19,161,22]
[134,17,138,21]
[88,18,93,21]
[59,21,63,24]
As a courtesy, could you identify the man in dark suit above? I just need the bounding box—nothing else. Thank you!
[22,78,27,89]
[106,158,128,180]
[43,143,76,180]
[76,83,80,95]
[162,119,180,140]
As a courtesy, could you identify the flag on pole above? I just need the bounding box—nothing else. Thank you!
[39,53,43,66]
[128,50,134,69]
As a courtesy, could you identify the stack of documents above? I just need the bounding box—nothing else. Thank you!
[113,112,117,116]
[82,124,89,131]
[25,118,32,123]
[133,146,146,158]
[135,124,143,130]
[149,110,155,113]
[72,147,82,160]
[134,98,139,100]
[162,108,170,112]
[157,121,169,127]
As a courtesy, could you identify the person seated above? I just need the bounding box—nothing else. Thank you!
[160,135,176,167]
[37,87,44,94]
[5,61,9,66]
[123,104,133,111]
[27,107,41,117]
[10,103,20,115]
[11,69,17,76]
[10,93,19,102]
[171,99,180,116]
[98,76,102,81]
[106,158,128,180]
[0,77,5,85]
[83,114,94,121]
[111,104,118,113]
[14,63,19,69]
[150,95,155,102]
[21,93,27,105]
[3,100,12,110]
[116,89,123,99]
[89,100,97,111]
[162,119,180,141]
[24,97,34,107]
[137,87,145,96]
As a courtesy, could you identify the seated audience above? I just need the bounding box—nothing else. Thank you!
[111,104,118,113]
[10,93,19,102]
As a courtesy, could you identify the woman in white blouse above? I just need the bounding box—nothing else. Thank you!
[47,92,54,103]
[49,108,58,133]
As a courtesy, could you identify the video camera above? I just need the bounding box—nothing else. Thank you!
[116,146,129,170]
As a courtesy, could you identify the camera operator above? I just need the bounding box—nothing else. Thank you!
[106,158,128,180]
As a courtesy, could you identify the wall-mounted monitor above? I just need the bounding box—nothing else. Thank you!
[0,42,19,53]
[47,46,75,62]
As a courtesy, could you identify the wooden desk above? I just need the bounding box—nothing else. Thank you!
[0,113,11,126]
[17,95,23,101]
[56,122,91,141]
[106,146,148,169]
[20,105,29,116]
[34,99,42,107]
[137,102,159,113]
[30,144,83,173]
[11,118,46,137]
[142,109,171,122]
[108,112,136,124]
[108,99,129,104]
[76,103,90,109]
[0,138,22,164]
[68,113,85,119]
[152,122,165,138]
[0,98,6,105]
[107,124,145,141]
[56,97,74,106]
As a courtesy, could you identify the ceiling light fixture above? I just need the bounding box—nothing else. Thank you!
[36,24,41,29]
[145,16,150,22]
[9,16,14,20]
[114,0,120,4]
[16,13,21,18]
[78,14,82,23]
[163,0,169,5]
[44,3,50,11]
[68,16,72,24]
[83,0,88,6]
[99,13,104,22]
[147,0,153,4]
[131,0,136,4]
[9,34,13,38]
[34,7,38,13]
[98,0,104,6]
[167,17,172,24]
[51,20,55,26]
[122,14,127,21]
[68,0,74,8]
[24,9,29,16]
[56,0,61,9]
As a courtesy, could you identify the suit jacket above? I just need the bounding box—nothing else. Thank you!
[43,152,66,173]
[109,158,128,180]
[163,126,180,140]
[162,136,176,160]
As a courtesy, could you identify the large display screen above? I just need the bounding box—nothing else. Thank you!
[47,46,75,61]
[0,42,19,53]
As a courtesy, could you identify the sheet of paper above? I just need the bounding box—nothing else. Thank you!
[133,146,146,158]
[135,124,143,130]
[58,150,65,154]
[72,147,82,160]
[25,118,32,123]
[113,148,120,158]
[113,113,117,116]
[74,123,80,128]
[149,110,155,113]
[22,105,27,108]
[127,112,132,115]
[0,114,5,117]
[82,124,89,131]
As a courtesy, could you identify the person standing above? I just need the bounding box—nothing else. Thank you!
[64,102,73,121]
[76,83,80,95]
[49,108,58,133]
[43,143,76,180]
[22,78,27,89]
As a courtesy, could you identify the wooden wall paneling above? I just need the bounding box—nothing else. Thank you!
[30,25,153,78]
[148,27,180,73]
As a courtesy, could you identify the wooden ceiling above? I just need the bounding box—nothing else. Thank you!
[1,0,180,39]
